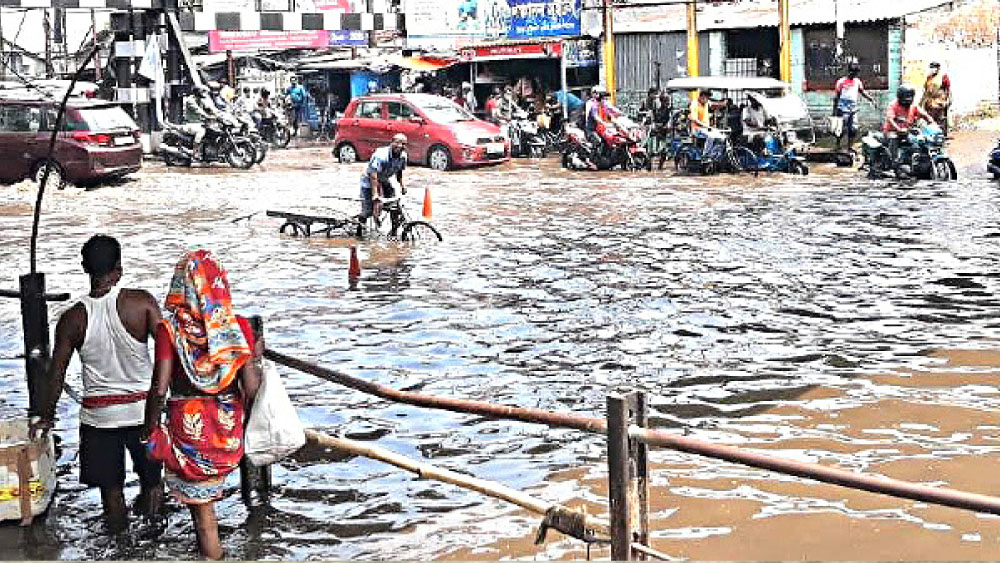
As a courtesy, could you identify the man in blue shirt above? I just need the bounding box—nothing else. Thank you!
[286,76,307,131]
[359,133,408,237]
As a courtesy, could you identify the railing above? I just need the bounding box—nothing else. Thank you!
[262,348,1000,560]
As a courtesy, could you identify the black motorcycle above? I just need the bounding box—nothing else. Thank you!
[861,122,957,180]
[159,116,256,169]
[255,110,293,148]
[988,138,1000,180]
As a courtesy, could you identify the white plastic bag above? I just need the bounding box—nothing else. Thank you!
[244,360,306,465]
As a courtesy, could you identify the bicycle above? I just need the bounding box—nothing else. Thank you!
[362,195,443,242]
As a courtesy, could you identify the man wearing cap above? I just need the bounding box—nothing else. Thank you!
[920,62,951,137]
[359,133,408,237]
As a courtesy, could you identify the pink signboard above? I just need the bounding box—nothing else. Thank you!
[208,30,331,53]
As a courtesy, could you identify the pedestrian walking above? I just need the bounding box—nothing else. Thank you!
[32,235,164,533]
[832,62,875,150]
[144,250,263,561]
[920,62,951,136]
[286,76,307,131]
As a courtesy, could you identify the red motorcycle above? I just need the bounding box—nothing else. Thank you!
[593,116,651,171]
[561,123,597,170]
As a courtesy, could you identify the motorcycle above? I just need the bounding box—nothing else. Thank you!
[988,138,1000,180]
[505,108,547,158]
[232,109,267,165]
[255,108,293,148]
[861,122,957,180]
[592,116,650,171]
[560,123,597,170]
[159,115,257,169]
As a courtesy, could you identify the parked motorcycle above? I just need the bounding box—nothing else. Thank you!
[505,109,547,158]
[988,138,1000,180]
[592,116,650,171]
[159,115,256,169]
[861,122,957,180]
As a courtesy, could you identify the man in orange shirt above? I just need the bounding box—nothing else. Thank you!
[689,90,726,161]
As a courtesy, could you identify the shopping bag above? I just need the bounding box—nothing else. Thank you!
[827,116,844,138]
[244,360,306,465]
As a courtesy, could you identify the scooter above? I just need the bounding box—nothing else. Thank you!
[506,108,547,158]
[988,138,1000,180]
[560,123,597,170]
[861,122,957,180]
[159,115,256,169]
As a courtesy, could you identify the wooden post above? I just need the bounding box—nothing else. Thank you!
[686,0,699,101]
[608,392,651,560]
[240,315,271,508]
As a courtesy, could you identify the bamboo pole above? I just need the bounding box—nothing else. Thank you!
[305,429,611,537]
[270,350,1000,518]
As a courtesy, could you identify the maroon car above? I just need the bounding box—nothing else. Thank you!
[333,93,509,171]
[0,93,142,187]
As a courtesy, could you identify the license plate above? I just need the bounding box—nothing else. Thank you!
[485,142,504,155]
[113,136,134,146]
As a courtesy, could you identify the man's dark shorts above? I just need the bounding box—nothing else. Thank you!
[80,424,162,489]
[360,181,397,219]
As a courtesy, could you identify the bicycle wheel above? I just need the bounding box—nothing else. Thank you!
[401,220,443,243]
[731,147,760,173]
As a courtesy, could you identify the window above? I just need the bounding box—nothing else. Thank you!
[804,24,890,90]
[0,105,41,133]
[386,102,415,120]
[357,101,383,119]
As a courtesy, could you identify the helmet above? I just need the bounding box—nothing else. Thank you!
[897,85,915,106]
[847,62,860,75]
[592,85,607,97]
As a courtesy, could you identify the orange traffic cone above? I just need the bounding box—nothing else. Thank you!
[422,187,433,219]
[348,246,361,280]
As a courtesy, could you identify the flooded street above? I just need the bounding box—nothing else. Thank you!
[2,130,1000,560]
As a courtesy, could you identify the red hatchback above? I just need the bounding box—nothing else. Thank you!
[333,93,509,170]
[0,94,142,187]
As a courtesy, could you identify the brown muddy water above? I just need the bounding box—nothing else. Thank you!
[1,130,1000,560]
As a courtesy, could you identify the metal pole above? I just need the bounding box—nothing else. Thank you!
[92,9,101,81]
[778,0,791,81]
[560,40,568,121]
[634,392,650,556]
[240,315,272,508]
[43,10,52,78]
[226,49,235,86]
[19,274,50,418]
[602,0,616,104]
[686,0,698,101]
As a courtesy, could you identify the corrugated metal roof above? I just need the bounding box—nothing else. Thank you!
[615,0,955,34]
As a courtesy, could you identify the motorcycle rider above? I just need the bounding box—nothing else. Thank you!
[832,62,875,150]
[586,85,622,150]
[181,85,220,158]
[358,133,408,237]
[883,85,935,166]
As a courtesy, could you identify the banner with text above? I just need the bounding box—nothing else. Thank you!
[208,30,331,53]
[507,0,580,39]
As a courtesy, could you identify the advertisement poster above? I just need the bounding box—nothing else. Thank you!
[208,30,331,53]
[507,0,580,39]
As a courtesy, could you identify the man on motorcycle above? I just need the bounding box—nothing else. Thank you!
[359,133,408,237]
[586,86,622,147]
[833,62,875,150]
[182,85,220,157]
[884,85,935,164]
[689,90,726,161]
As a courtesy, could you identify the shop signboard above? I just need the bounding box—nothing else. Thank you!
[460,40,561,60]
[208,30,331,53]
[563,38,597,67]
[330,30,368,46]
[507,0,580,39]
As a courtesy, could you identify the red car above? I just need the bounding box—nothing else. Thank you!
[333,93,509,171]
[0,93,142,187]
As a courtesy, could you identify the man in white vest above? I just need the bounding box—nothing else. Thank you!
[32,235,163,533]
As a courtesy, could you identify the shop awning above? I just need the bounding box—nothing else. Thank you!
[389,55,459,71]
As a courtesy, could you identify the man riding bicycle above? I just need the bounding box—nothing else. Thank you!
[883,85,935,164]
[359,133,408,237]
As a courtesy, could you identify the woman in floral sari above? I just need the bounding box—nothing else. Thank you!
[143,250,262,560]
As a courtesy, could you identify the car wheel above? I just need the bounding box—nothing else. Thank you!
[428,145,451,171]
[338,143,358,163]
[33,161,66,190]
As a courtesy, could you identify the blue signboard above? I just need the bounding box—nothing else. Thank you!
[330,30,368,46]
[506,0,580,39]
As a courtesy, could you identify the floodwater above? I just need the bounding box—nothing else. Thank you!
[1,130,999,560]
